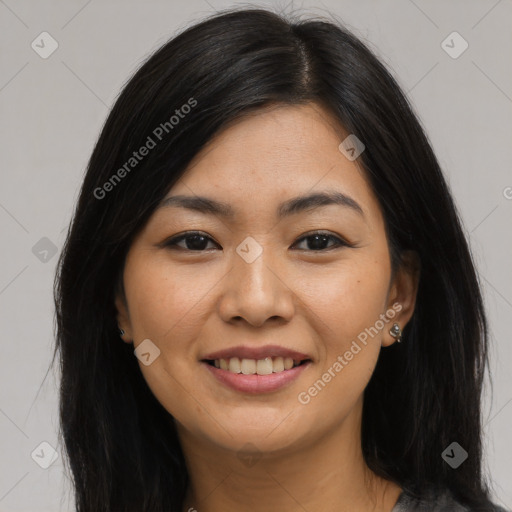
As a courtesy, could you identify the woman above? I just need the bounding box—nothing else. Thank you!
[53,8,509,512]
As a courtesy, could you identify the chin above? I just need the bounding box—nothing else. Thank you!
[197,414,311,456]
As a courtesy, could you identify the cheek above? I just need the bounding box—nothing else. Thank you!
[124,255,218,341]
[122,256,217,426]
[300,252,391,343]
[298,254,390,402]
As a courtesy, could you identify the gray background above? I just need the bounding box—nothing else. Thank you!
[0,0,511,510]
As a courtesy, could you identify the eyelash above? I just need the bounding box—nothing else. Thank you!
[163,230,352,252]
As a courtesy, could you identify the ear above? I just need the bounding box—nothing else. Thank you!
[382,250,420,347]
[115,279,133,344]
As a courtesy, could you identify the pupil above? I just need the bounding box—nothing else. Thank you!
[309,234,328,250]
[184,234,330,251]
[187,235,207,250]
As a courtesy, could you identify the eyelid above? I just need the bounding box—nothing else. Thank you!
[291,230,352,250]
[161,230,353,251]
[160,230,219,249]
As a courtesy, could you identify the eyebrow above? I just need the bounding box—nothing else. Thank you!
[158,190,364,219]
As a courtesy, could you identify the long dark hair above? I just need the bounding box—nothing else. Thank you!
[52,7,500,511]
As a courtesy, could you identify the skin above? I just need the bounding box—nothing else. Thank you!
[116,102,420,512]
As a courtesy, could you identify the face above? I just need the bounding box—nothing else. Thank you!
[116,102,418,457]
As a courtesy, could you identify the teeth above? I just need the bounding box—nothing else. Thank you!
[256,357,273,375]
[213,356,305,375]
[228,357,241,373]
[273,356,284,372]
[241,358,256,374]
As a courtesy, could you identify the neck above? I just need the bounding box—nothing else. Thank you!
[177,397,402,512]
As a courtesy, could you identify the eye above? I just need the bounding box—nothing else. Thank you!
[163,231,219,251]
[163,230,350,252]
[291,231,349,251]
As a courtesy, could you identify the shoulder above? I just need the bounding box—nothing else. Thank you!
[393,487,510,512]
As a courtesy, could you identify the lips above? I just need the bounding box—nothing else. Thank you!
[200,344,313,394]
[201,344,311,362]
[203,360,311,393]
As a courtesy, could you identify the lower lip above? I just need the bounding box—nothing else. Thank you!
[202,361,311,394]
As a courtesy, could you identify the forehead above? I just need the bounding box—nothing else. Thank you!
[182,103,350,182]
[163,102,382,225]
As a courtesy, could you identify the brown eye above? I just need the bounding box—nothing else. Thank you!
[163,230,350,252]
[292,232,349,251]
[164,232,219,251]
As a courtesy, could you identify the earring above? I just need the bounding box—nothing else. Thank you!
[118,327,125,337]
[389,323,402,343]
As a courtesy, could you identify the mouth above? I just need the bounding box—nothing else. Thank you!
[200,345,312,375]
[200,345,312,394]
[202,356,311,375]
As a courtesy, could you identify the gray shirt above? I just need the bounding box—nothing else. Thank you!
[391,488,510,512]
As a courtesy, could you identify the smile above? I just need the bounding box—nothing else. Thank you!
[200,344,312,393]
[206,356,307,375]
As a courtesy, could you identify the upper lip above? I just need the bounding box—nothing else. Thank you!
[201,345,312,362]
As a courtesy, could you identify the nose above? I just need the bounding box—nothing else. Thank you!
[217,246,295,327]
